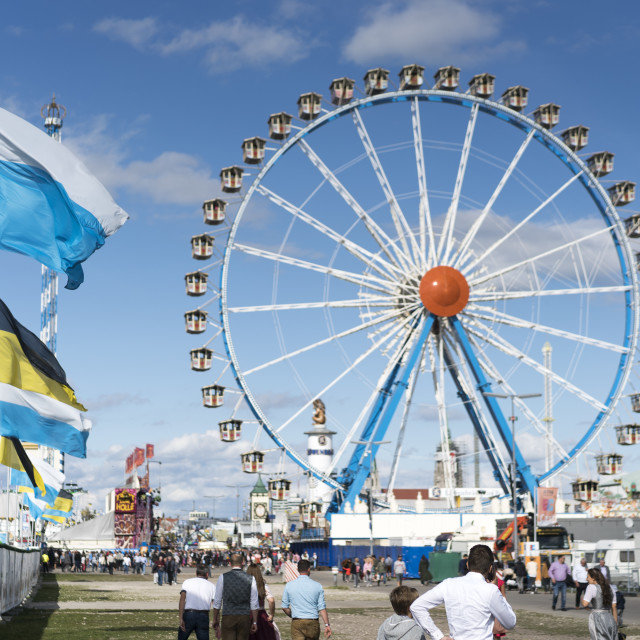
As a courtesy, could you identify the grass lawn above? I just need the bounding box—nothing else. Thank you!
[1,610,180,640]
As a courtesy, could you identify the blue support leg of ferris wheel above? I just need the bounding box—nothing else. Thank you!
[449,315,538,500]
[333,314,435,513]
[440,343,511,495]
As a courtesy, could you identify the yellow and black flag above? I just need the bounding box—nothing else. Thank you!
[42,489,74,524]
[0,298,90,456]
[0,436,44,494]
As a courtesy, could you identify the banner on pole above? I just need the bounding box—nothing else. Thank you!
[537,487,558,526]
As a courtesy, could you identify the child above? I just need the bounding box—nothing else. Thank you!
[377,586,427,640]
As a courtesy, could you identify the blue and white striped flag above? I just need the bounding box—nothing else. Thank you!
[0,106,128,289]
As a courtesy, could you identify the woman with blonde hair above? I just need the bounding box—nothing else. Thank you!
[581,567,618,640]
[246,563,281,640]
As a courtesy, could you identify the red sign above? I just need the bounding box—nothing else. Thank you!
[146,444,154,460]
[134,447,145,467]
[537,487,558,526]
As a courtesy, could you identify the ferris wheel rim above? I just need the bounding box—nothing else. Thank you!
[217,86,639,495]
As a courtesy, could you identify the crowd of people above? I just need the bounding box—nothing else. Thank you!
[41,544,624,640]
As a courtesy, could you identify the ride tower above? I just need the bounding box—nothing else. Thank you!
[39,94,66,473]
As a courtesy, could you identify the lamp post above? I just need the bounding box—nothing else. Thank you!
[203,494,224,522]
[484,392,540,560]
[351,439,390,556]
[147,460,162,490]
[225,484,251,521]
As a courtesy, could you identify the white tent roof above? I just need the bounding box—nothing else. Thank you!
[47,511,115,549]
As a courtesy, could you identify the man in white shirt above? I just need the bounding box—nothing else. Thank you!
[178,564,216,640]
[573,558,588,609]
[525,558,538,594]
[410,544,516,640]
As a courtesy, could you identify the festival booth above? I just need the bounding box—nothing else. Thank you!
[46,512,116,551]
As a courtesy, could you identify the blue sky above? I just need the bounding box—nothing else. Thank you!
[0,0,639,518]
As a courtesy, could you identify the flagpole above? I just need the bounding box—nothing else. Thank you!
[5,467,9,544]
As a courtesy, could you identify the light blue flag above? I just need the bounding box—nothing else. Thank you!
[22,491,46,519]
[0,107,128,288]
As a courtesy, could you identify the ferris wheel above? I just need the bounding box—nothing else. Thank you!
[185,64,638,514]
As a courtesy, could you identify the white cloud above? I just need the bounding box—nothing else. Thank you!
[65,429,252,515]
[63,116,220,207]
[93,15,310,73]
[343,0,525,66]
[93,17,159,50]
[160,16,308,73]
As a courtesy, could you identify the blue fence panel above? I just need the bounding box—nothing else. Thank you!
[288,541,434,578]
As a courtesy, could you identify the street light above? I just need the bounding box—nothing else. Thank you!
[484,392,541,560]
[203,494,224,521]
[225,483,251,520]
[351,439,391,555]
[148,460,162,490]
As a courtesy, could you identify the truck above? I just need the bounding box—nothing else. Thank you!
[495,516,572,560]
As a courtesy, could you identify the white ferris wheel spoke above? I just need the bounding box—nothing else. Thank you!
[465,332,570,461]
[276,308,423,434]
[256,185,403,281]
[452,128,536,269]
[430,333,455,508]
[438,103,479,264]
[232,243,397,294]
[464,171,584,274]
[469,225,615,288]
[462,316,607,412]
[351,109,423,266]
[327,310,425,474]
[411,97,436,269]
[244,306,409,376]
[387,342,425,493]
[466,305,629,354]
[297,138,415,273]
[229,297,397,313]
[469,284,631,302]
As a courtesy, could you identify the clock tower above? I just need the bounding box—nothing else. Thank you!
[249,475,269,522]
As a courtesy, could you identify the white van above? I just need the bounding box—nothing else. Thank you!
[572,541,596,567]
[594,539,639,589]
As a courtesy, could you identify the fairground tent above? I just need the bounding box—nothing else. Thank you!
[46,512,115,550]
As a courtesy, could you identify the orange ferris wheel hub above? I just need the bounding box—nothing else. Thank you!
[419,266,470,317]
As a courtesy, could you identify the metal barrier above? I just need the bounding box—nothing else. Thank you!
[0,543,40,614]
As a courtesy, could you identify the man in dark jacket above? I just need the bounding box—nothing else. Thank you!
[212,553,259,639]
[514,558,527,593]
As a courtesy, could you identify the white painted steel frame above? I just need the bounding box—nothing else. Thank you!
[216,87,638,499]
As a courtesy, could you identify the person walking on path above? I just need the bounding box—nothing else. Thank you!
[394,555,407,587]
[458,554,468,577]
[549,555,571,611]
[410,544,516,640]
[178,564,216,640]
[419,555,432,585]
[514,558,527,594]
[376,557,388,586]
[581,567,618,640]
[573,558,589,609]
[525,558,538,594]
[598,559,611,584]
[281,559,331,640]
[212,552,259,640]
[246,563,281,640]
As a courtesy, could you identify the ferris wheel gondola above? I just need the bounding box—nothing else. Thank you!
[186,64,639,513]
